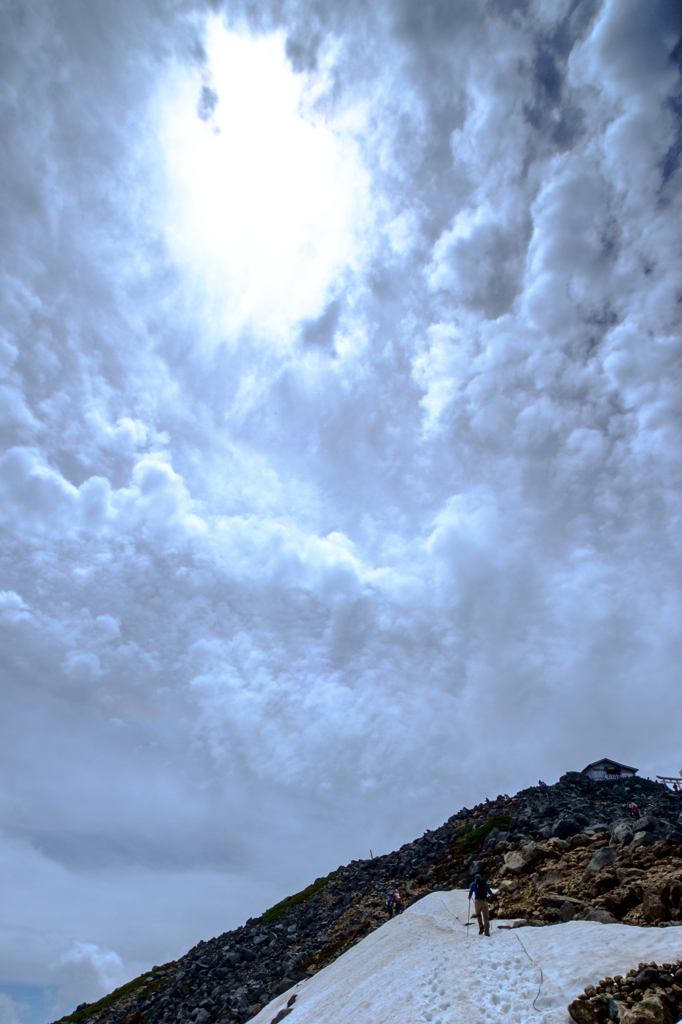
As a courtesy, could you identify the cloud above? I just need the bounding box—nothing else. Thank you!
[0,0,681,1010]
[0,994,27,1024]
[53,944,125,1012]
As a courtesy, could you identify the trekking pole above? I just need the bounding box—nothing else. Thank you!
[467,896,471,940]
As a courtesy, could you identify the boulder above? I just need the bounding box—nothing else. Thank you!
[591,869,618,894]
[662,879,682,907]
[603,887,640,915]
[618,995,674,1024]
[611,822,635,846]
[609,998,631,1021]
[553,818,581,840]
[502,852,521,871]
[616,867,643,884]
[568,998,601,1023]
[535,868,563,890]
[503,842,539,874]
[496,878,519,893]
[641,890,666,923]
[634,967,659,987]
[559,901,576,922]
[630,831,654,850]
[635,816,657,833]
[587,847,616,873]
[579,907,618,923]
[483,828,510,851]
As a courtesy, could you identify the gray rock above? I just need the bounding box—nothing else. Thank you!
[503,842,539,874]
[586,846,615,873]
[634,815,657,832]
[553,818,581,839]
[483,829,503,850]
[608,997,630,1021]
[579,907,618,924]
[610,821,634,845]
[634,966,659,987]
[558,901,576,922]
[618,994,670,1024]
[642,890,666,922]
[630,831,654,850]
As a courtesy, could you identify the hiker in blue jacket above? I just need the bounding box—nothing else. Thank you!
[469,873,493,936]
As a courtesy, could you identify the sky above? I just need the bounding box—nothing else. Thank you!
[1,0,681,1019]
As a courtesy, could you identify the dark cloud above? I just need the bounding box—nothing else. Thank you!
[197,84,219,120]
[522,0,600,150]
[394,0,482,44]
[285,31,322,72]
[301,300,341,348]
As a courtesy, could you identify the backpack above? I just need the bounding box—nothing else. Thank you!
[473,878,488,900]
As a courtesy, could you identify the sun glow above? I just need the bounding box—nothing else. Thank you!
[161,22,369,341]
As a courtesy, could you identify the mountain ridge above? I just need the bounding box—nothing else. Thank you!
[53,770,682,1024]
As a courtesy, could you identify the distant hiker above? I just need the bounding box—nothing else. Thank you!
[392,891,404,914]
[538,780,547,787]
[469,873,493,937]
[385,893,394,918]
[628,801,640,819]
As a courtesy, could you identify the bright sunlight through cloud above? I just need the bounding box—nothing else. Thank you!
[161,22,371,342]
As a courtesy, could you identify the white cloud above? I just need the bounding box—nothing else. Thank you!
[159,22,372,341]
[53,943,125,1011]
[0,995,26,1024]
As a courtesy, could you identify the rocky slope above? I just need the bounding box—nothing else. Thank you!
[54,772,682,1024]
[569,959,682,1023]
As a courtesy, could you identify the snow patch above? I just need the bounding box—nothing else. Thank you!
[253,890,682,1024]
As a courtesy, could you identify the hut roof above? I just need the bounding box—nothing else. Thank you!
[582,758,638,775]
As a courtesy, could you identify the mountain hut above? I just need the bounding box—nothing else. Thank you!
[581,758,638,782]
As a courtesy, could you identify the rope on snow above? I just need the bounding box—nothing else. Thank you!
[512,930,544,1013]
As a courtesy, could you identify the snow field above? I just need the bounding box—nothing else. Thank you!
[252,890,682,1024]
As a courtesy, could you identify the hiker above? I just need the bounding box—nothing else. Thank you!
[628,801,640,819]
[538,780,547,787]
[392,891,404,914]
[385,893,394,918]
[469,873,493,937]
